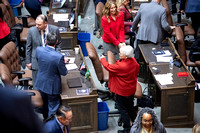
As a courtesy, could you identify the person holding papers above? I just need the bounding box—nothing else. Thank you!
[26,14,62,90]
[35,33,68,121]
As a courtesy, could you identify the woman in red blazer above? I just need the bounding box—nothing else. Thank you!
[101,45,139,133]
[102,0,125,60]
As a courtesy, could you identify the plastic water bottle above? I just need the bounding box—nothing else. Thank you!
[169,58,174,70]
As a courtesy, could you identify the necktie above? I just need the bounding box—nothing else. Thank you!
[43,30,46,45]
[63,126,66,133]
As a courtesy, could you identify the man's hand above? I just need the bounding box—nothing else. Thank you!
[26,63,32,70]
[118,43,126,49]
[170,26,176,30]
[64,57,70,64]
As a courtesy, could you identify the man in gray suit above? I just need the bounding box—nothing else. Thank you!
[26,14,62,90]
[131,0,175,61]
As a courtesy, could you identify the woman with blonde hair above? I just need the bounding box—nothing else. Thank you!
[102,0,125,60]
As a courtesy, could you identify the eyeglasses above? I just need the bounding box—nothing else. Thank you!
[142,119,153,123]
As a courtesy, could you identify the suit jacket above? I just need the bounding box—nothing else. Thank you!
[132,1,171,43]
[0,86,45,133]
[26,24,62,70]
[180,0,200,13]
[44,117,69,133]
[35,46,67,95]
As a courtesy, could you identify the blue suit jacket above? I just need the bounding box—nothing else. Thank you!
[44,117,69,133]
[180,0,200,13]
[35,46,68,95]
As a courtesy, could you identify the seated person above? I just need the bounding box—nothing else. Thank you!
[189,36,200,71]
[100,45,139,133]
[0,7,10,49]
[117,0,134,35]
[44,105,72,133]
[130,107,167,133]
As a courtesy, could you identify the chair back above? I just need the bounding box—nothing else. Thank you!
[0,63,13,87]
[86,42,104,82]
[0,41,21,79]
[0,0,16,28]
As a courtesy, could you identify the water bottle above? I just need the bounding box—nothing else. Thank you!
[169,58,174,71]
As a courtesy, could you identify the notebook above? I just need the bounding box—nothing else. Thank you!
[67,77,82,88]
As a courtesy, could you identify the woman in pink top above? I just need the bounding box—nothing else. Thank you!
[102,0,125,60]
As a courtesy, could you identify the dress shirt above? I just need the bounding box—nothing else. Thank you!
[41,25,49,47]
[55,117,67,133]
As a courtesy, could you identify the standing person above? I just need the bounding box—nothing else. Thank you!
[26,14,62,90]
[21,0,43,19]
[100,46,139,133]
[179,0,200,39]
[130,107,167,133]
[44,105,72,133]
[131,0,175,62]
[102,0,126,60]
[93,0,107,38]
[35,33,67,120]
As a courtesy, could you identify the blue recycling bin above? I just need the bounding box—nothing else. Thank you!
[78,32,91,56]
[98,102,109,131]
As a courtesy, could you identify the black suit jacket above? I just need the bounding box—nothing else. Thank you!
[0,86,46,133]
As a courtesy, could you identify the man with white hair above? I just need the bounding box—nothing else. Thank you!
[100,45,140,133]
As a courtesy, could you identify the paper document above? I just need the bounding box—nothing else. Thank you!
[65,64,78,70]
[53,14,69,22]
[154,73,174,85]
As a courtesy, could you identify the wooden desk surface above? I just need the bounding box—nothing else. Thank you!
[60,50,97,99]
[139,40,176,65]
[149,63,195,90]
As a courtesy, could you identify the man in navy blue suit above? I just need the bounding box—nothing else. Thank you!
[44,105,72,133]
[35,32,68,120]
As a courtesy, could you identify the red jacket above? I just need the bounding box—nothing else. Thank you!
[102,11,125,46]
[100,57,139,96]
[0,18,10,39]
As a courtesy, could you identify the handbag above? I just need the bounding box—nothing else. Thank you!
[137,87,154,109]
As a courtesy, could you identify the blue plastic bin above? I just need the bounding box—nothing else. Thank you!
[78,32,91,56]
[98,102,109,131]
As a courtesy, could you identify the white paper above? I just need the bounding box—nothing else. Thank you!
[65,63,78,70]
[156,56,173,62]
[53,14,69,22]
[154,73,174,85]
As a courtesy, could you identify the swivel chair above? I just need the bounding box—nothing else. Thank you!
[1,0,35,28]
[0,2,29,58]
[0,63,43,108]
[86,42,142,99]
[0,41,33,89]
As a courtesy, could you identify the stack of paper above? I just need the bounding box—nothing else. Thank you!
[154,73,174,85]
[152,50,172,62]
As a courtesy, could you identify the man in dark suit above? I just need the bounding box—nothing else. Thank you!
[22,0,42,19]
[0,85,45,133]
[26,14,62,90]
[44,105,72,133]
[35,32,67,120]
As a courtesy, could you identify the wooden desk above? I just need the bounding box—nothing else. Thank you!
[138,38,195,127]
[61,50,98,133]
[48,0,79,50]
[149,62,195,127]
